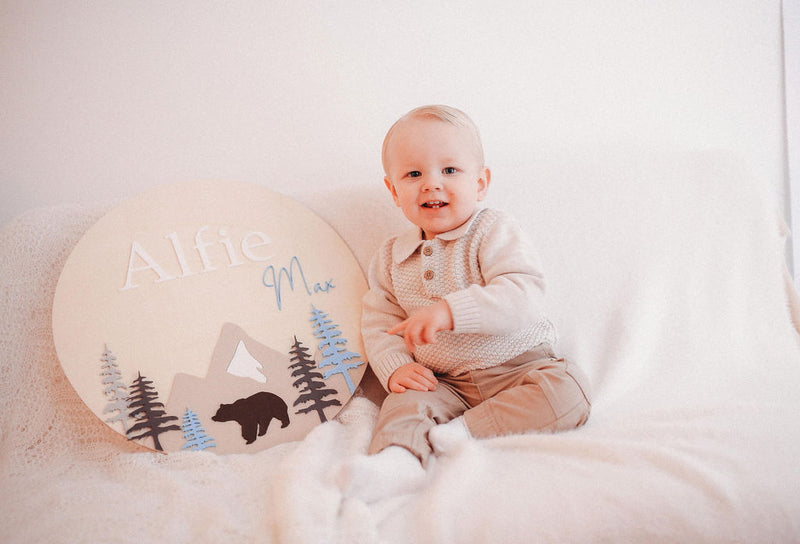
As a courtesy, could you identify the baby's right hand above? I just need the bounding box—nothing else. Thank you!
[388,363,438,393]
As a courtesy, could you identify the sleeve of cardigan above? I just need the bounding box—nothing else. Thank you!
[444,211,547,335]
[361,239,417,391]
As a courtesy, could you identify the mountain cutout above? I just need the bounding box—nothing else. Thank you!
[226,340,267,383]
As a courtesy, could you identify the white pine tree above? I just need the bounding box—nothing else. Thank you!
[100,346,130,432]
[182,408,217,451]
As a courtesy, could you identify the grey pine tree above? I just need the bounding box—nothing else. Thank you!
[289,336,341,423]
[181,408,217,451]
[310,305,365,394]
[126,372,181,451]
[100,346,130,432]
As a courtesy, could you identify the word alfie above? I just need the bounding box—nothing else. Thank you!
[120,225,274,292]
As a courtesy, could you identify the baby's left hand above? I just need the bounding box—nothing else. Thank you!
[388,300,453,353]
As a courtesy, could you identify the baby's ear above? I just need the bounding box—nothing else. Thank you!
[477,167,491,201]
[384,177,401,206]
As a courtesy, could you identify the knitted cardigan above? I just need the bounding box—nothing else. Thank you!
[362,208,556,391]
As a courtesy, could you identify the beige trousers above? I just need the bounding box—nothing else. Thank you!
[368,344,592,463]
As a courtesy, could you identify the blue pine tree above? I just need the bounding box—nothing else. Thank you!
[181,408,216,451]
[310,305,365,394]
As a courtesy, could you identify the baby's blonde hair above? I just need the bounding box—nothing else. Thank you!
[381,105,485,174]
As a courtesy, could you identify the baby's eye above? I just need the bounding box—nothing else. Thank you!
[443,167,458,175]
[407,171,421,178]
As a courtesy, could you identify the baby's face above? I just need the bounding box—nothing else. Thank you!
[383,118,490,239]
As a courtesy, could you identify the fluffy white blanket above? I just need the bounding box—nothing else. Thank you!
[2,152,800,543]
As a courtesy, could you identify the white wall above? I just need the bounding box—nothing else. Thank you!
[0,1,787,229]
[785,0,800,279]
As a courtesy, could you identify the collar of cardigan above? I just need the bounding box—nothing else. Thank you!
[391,207,486,264]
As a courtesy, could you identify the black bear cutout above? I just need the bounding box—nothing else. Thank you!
[212,391,290,444]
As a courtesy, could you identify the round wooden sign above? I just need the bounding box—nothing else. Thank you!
[52,180,368,453]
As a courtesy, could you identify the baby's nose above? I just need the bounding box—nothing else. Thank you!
[421,176,443,191]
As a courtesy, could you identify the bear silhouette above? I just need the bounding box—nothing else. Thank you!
[212,391,290,444]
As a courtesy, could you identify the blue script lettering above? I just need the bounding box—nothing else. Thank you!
[262,256,335,310]
[314,279,335,293]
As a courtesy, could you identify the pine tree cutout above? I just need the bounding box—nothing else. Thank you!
[100,346,130,432]
[126,372,181,451]
[289,336,341,422]
[310,305,365,394]
[181,408,217,451]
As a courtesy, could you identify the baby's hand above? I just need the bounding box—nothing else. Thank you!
[388,363,438,393]
[388,300,454,353]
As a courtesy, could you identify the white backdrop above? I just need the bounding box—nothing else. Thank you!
[0,1,788,230]
[785,0,800,278]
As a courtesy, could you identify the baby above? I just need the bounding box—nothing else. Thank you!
[344,105,591,502]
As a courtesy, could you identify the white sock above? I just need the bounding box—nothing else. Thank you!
[340,446,426,503]
[428,416,471,455]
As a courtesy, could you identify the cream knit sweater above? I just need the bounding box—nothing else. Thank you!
[362,208,557,391]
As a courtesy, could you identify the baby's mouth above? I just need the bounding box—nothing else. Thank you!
[421,200,448,209]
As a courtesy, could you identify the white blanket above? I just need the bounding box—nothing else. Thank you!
[2,152,800,543]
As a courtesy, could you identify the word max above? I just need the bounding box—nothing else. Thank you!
[262,256,335,311]
[120,226,274,291]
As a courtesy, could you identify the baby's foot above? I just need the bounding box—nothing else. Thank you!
[339,446,426,503]
[428,416,471,455]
